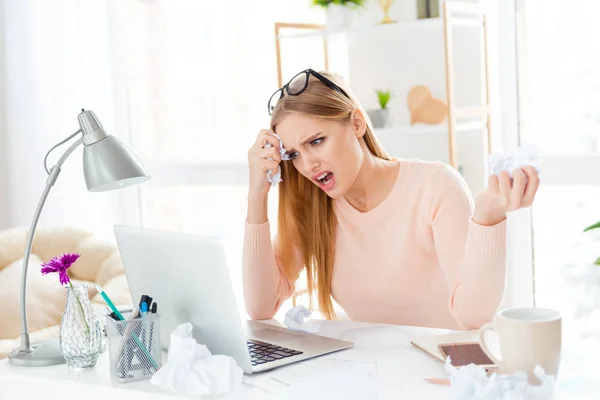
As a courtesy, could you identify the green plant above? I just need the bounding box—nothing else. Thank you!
[312,0,366,8]
[376,90,391,109]
[583,220,600,265]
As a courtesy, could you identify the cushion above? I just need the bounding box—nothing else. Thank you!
[0,225,133,358]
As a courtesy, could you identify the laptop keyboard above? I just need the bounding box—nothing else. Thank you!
[246,339,303,366]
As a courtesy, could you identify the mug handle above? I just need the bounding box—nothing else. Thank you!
[479,322,502,365]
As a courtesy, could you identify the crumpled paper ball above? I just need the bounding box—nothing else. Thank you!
[444,357,556,400]
[283,305,319,333]
[265,133,290,187]
[150,322,243,398]
[488,144,542,178]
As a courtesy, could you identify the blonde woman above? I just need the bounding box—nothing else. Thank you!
[243,69,539,330]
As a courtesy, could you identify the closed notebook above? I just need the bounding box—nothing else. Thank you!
[410,330,481,362]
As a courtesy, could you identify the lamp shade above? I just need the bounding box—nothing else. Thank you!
[83,135,150,192]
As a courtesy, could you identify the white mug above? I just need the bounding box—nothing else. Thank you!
[479,307,562,377]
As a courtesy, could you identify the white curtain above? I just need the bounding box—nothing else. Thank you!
[0,0,323,238]
[0,0,324,316]
[0,0,139,239]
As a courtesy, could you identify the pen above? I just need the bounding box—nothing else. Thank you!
[95,285,159,371]
[425,377,451,386]
[141,301,149,350]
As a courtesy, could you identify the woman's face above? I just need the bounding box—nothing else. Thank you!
[275,111,366,199]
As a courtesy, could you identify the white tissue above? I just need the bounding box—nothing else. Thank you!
[488,144,542,177]
[283,305,319,333]
[265,133,290,187]
[443,357,555,400]
[150,322,243,398]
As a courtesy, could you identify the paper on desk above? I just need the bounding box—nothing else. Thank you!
[243,357,377,400]
[378,350,450,399]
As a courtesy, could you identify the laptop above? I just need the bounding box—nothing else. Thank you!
[113,225,353,374]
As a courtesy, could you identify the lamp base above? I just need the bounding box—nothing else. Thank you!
[8,338,65,367]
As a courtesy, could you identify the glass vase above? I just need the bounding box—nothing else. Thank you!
[59,283,102,370]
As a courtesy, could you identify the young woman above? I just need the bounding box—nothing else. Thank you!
[243,69,539,330]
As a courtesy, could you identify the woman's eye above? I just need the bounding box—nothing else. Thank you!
[310,138,324,146]
[289,152,299,160]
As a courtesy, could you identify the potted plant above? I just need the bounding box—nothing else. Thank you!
[367,90,392,129]
[312,0,365,30]
[583,220,600,265]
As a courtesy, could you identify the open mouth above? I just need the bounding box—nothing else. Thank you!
[314,171,335,191]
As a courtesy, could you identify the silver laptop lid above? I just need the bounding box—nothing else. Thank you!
[113,225,253,373]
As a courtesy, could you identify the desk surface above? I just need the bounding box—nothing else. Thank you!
[1,319,598,399]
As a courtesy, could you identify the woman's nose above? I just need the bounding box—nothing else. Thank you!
[302,153,320,174]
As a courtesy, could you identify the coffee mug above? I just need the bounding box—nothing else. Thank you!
[479,307,562,377]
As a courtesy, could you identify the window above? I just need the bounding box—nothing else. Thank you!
[115,0,324,318]
[516,0,600,340]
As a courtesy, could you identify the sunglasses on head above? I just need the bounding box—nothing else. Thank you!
[267,68,351,115]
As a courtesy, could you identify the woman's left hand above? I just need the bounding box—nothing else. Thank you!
[472,166,540,226]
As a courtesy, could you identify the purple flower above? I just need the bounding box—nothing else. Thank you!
[40,253,81,286]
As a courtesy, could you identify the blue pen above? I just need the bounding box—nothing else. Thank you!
[140,302,149,351]
[96,285,158,371]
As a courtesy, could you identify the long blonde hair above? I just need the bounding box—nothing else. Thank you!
[270,71,392,319]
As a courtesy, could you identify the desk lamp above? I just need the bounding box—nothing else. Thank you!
[8,109,150,367]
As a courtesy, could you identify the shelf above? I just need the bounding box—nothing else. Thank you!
[277,18,444,40]
[375,119,486,136]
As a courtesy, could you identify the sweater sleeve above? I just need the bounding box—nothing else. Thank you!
[242,220,303,320]
[429,164,507,329]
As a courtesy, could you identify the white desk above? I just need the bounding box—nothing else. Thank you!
[1,319,598,399]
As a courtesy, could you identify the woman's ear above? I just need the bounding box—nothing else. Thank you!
[350,109,367,138]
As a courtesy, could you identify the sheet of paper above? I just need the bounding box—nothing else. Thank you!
[377,351,450,400]
[242,357,377,400]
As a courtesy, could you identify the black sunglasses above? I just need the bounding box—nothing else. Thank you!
[268,68,351,115]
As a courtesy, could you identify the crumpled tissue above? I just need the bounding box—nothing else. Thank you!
[283,305,319,333]
[264,133,290,187]
[444,357,555,400]
[488,144,542,177]
[150,322,243,398]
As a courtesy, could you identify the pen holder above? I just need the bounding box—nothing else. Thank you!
[105,311,162,383]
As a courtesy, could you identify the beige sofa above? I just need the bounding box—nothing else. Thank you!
[0,226,132,359]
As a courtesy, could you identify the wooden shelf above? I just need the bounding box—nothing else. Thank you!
[276,18,444,40]
[375,119,486,136]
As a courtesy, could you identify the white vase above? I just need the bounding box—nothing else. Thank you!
[326,5,354,31]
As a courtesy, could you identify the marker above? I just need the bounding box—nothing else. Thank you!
[151,303,157,314]
[140,295,152,312]
[95,285,158,371]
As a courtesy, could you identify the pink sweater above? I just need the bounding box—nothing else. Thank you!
[243,159,507,330]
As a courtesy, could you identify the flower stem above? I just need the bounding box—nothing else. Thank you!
[69,282,90,336]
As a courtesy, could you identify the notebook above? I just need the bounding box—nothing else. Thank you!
[410,330,481,362]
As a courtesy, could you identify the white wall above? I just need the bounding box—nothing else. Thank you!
[319,3,491,197]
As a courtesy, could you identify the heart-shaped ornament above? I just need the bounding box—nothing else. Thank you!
[407,85,448,125]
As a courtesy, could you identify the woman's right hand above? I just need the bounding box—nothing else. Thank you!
[248,129,282,198]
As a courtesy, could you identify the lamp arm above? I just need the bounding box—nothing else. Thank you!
[18,134,83,352]
[43,129,83,175]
